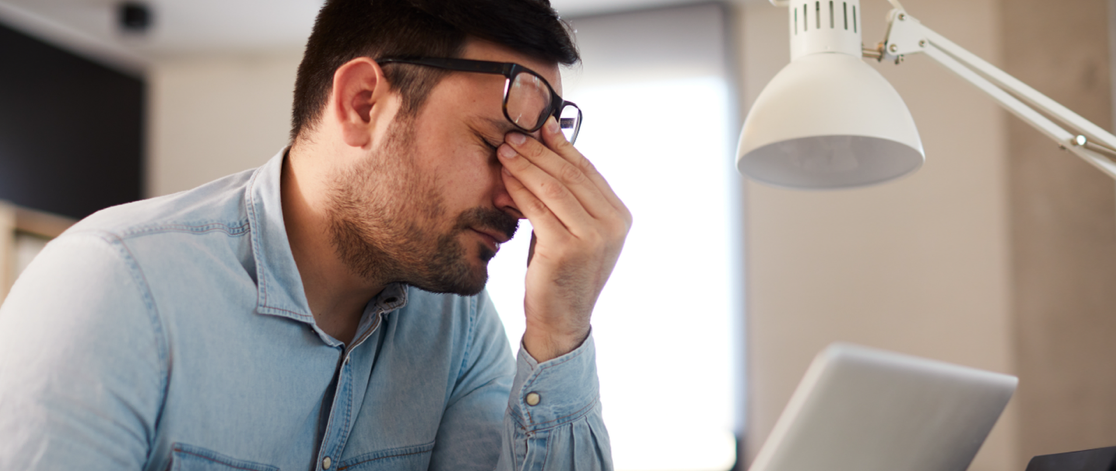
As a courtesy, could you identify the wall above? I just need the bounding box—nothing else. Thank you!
[147,52,301,197]
[1004,0,1116,458]
[737,0,1017,469]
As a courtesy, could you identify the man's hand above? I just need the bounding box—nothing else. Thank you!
[497,117,631,363]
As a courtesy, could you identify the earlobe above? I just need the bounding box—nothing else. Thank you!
[330,58,392,148]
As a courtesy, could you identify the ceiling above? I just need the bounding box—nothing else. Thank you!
[0,0,739,74]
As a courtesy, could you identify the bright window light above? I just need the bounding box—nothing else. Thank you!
[486,76,738,471]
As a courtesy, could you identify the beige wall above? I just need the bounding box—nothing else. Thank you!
[737,0,1018,469]
[147,52,302,197]
[1004,0,1116,459]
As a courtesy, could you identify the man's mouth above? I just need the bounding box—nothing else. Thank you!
[454,207,519,256]
[470,227,509,253]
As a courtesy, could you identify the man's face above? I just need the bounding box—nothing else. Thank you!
[326,39,562,295]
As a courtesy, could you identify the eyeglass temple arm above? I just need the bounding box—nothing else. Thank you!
[378,57,512,75]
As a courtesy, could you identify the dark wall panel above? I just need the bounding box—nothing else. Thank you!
[0,21,143,220]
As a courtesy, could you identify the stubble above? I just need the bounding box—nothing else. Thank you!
[325,115,518,296]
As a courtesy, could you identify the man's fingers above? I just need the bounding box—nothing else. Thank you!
[502,130,623,223]
[500,167,568,237]
[498,143,597,232]
[538,117,629,217]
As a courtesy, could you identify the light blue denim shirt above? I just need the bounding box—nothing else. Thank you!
[0,149,611,471]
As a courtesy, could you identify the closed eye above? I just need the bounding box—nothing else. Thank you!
[477,134,501,152]
[478,134,502,165]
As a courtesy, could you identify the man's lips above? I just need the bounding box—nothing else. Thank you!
[470,228,509,252]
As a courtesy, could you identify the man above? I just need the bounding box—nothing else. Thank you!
[0,0,630,469]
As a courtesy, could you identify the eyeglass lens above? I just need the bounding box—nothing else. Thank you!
[557,104,581,144]
[505,71,581,144]
[506,73,550,130]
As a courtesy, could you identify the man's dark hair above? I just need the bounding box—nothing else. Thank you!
[290,0,580,142]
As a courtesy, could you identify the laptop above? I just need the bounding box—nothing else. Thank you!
[1025,446,1116,471]
[749,343,1018,471]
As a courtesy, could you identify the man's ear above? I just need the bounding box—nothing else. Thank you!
[329,57,396,148]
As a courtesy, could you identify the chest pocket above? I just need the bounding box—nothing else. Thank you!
[334,441,435,471]
[168,443,278,471]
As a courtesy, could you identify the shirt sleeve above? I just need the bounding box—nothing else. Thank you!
[0,232,165,470]
[500,332,612,471]
[427,290,612,471]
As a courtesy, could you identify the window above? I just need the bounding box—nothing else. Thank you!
[485,4,743,470]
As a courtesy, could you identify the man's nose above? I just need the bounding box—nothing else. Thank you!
[493,169,525,220]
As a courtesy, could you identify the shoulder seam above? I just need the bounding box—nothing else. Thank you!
[91,231,171,430]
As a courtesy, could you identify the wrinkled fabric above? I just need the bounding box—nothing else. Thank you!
[0,149,611,471]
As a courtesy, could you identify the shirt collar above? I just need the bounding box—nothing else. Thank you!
[246,148,316,323]
[245,148,413,328]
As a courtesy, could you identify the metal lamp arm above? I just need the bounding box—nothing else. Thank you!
[878,10,1116,180]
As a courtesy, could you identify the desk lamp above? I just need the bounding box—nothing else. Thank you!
[737,0,1116,189]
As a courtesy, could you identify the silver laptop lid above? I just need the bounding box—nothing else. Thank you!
[749,343,1017,471]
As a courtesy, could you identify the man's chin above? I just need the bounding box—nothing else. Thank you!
[459,260,491,295]
[455,259,493,296]
[412,239,495,296]
[444,274,488,296]
[412,262,488,296]
[479,246,497,263]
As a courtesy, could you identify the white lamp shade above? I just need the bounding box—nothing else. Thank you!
[737,52,925,189]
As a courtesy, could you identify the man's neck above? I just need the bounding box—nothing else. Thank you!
[281,143,385,345]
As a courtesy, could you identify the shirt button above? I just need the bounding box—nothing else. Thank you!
[322,457,332,469]
[525,392,541,406]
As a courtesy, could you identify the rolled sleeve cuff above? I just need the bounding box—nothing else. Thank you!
[509,332,600,433]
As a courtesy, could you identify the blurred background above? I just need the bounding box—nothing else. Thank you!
[2,0,1116,470]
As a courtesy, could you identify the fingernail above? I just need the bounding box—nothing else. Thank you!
[508,133,526,145]
[498,144,517,159]
[545,117,559,135]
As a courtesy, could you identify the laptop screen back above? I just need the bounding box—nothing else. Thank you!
[749,343,1017,471]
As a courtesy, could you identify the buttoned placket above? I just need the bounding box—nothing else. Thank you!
[313,290,405,470]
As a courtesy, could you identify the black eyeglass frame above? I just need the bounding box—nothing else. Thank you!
[377,57,582,143]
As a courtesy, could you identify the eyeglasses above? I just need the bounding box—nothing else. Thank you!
[377,57,582,144]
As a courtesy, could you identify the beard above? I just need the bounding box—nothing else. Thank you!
[324,114,519,296]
